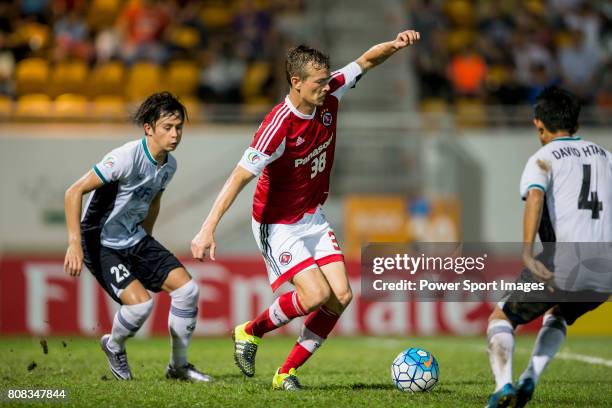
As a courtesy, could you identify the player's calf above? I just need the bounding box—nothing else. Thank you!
[168,279,199,368]
[487,307,516,395]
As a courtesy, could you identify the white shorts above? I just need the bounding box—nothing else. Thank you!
[252,206,344,291]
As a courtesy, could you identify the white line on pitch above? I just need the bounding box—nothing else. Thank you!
[467,344,612,368]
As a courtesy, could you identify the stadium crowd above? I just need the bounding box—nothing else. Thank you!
[409,0,612,108]
[0,0,610,119]
[0,0,303,114]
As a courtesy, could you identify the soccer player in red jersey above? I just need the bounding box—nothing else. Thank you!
[191,29,420,390]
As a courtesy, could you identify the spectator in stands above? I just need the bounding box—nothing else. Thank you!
[198,39,246,104]
[95,27,121,63]
[558,30,600,103]
[478,2,514,49]
[19,0,50,24]
[447,45,487,98]
[233,0,272,60]
[512,31,555,89]
[117,0,171,64]
[52,8,93,61]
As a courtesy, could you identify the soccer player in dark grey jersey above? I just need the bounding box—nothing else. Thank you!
[64,92,211,382]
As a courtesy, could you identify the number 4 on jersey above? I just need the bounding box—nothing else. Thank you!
[578,164,603,219]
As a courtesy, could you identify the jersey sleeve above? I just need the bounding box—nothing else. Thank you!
[238,105,289,176]
[329,61,363,101]
[519,154,552,200]
[93,147,132,184]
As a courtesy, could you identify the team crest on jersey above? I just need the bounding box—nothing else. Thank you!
[279,251,292,266]
[102,155,116,169]
[247,151,261,164]
[321,110,333,127]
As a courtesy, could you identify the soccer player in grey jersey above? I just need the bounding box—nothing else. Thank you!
[63,92,211,382]
[486,87,612,407]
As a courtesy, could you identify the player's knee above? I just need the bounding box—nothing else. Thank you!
[170,279,200,310]
[121,286,152,305]
[302,284,331,312]
[336,287,353,308]
[488,305,509,323]
[123,298,154,327]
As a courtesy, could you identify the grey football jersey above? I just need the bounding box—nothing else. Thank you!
[81,137,177,249]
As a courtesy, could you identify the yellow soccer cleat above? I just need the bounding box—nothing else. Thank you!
[272,367,302,391]
[232,321,261,377]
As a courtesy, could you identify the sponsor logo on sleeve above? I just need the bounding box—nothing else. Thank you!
[102,155,116,169]
[247,151,261,164]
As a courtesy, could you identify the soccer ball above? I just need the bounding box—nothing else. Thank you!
[391,347,439,392]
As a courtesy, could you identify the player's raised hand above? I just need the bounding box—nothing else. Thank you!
[393,30,420,50]
[64,243,83,277]
[191,228,217,261]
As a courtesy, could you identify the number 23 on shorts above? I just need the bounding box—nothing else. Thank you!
[110,263,131,283]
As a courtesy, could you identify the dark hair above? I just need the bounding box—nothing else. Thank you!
[534,86,581,135]
[132,92,187,127]
[285,45,330,85]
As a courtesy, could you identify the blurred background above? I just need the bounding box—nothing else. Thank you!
[1,0,611,338]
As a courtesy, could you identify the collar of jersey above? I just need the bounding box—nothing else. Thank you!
[141,136,172,166]
[285,96,316,120]
[551,136,581,142]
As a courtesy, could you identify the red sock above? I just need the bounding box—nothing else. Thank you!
[280,306,339,374]
[245,291,305,337]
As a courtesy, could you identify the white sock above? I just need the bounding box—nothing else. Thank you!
[520,314,567,384]
[168,280,199,367]
[107,299,154,353]
[487,319,515,391]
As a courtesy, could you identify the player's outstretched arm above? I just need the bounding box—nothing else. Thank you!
[522,188,553,282]
[142,191,163,236]
[64,170,104,277]
[191,165,256,261]
[355,29,420,73]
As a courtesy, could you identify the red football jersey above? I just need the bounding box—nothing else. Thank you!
[239,62,363,224]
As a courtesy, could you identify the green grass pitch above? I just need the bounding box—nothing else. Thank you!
[1,336,611,407]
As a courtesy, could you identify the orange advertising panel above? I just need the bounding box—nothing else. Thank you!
[344,196,461,258]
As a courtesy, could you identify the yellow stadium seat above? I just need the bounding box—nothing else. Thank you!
[420,98,448,113]
[54,93,89,118]
[87,0,121,30]
[170,26,201,50]
[0,95,13,117]
[200,6,233,28]
[242,62,272,104]
[15,58,49,96]
[88,61,126,97]
[49,60,89,97]
[15,94,52,117]
[444,0,475,27]
[166,60,199,98]
[455,98,487,128]
[125,62,164,102]
[446,29,476,54]
[179,96,201,122]
[92,95,126,119]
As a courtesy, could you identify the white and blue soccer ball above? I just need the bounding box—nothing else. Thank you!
[391,347,439,392]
